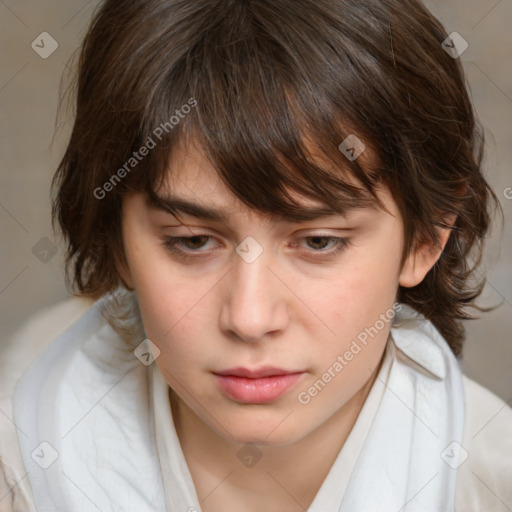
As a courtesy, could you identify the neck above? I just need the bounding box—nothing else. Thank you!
[169,363,381,510]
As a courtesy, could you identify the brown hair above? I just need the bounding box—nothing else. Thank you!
[51,0,502,356]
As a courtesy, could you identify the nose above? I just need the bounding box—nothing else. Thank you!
[219,246,290,343]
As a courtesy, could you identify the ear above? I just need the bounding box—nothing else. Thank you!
[399,215,456,288]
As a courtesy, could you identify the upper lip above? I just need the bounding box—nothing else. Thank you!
[213,367,303,378]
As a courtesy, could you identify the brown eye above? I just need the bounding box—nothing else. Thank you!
[299,235,350,257]
[305,236,334,250]
[162,234,218,260]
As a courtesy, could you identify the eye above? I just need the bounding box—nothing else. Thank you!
[163,235,214,254]
[295,234,350,258]
[301,235,346,251]
[161,234,351,260]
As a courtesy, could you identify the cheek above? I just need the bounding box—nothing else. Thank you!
[136,279,200,351]
[307,249,400,338]
[131,260,215,372]
[121,236,190,348]
[298,268,394,410]
[138,291,208,390]
[298,236,401,399]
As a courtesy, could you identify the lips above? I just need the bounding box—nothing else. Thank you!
[213,367,300,379]
[213,367,305,404]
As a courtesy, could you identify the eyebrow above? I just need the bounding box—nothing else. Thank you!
[147,191,376,223]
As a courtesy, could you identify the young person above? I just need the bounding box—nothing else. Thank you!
[1,0,511,510]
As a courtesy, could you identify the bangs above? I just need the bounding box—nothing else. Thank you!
[123,1,391,222]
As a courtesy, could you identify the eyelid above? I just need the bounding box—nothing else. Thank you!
[161,224,356,234]
[160,224,356,241]
[161,232,351,261]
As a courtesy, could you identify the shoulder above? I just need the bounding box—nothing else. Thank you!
[455,374,512,512]
[1,295,96,395]
[0,295,95,511]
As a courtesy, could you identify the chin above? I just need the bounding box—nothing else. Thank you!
[214,413,307,448]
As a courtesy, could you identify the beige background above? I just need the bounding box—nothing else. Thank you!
[1,0,511,401]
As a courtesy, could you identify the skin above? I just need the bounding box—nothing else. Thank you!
[117,136,452,511]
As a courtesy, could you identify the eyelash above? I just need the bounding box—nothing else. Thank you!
[162,234,350,261]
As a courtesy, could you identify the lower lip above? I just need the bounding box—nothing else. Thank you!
[214,373,304,404]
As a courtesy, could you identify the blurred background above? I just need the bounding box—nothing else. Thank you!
[1,0,511,401]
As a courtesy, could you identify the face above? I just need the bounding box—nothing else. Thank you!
[118,137,439,447]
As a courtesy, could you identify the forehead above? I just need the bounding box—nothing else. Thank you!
[147,134,393,224]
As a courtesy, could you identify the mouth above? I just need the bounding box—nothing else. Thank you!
[213,367,305,404]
